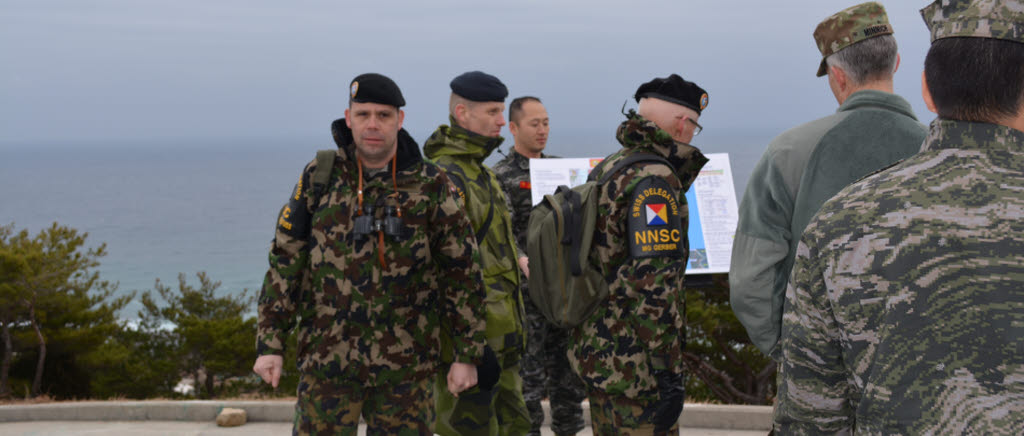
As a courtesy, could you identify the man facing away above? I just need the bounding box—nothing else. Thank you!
[424,71,531,436]
[570,74,709,435]
[252,73,489,434]
[493,96,586,436]
[775,0,1024,433]
[730,1,927,358]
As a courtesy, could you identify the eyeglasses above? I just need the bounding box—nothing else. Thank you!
[686,118,703,136]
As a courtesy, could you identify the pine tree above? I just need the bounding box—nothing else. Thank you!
[139,272,256,399]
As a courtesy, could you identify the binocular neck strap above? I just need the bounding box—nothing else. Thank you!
[356,153,400,269]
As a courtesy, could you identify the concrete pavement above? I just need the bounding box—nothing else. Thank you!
[0,400,773,435]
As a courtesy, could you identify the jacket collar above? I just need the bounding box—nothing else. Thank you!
[422,117,504,163]
[614,110,708,190]
[838,90,918,120]
[330,118,422,172]
[923,118,1024,153]
[506,146,551,170]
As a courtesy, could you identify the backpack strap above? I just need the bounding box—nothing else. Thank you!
[475,170,496,247]
[310,149,337,208]
[594,152,673,185]
[560,186,585,276]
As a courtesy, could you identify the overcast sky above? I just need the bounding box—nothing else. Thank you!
[2,0,936,161]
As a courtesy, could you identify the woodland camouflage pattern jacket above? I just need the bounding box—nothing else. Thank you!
[256,119,488,385]
[569,111,707,398]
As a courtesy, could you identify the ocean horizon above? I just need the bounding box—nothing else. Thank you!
[1,134,764,319]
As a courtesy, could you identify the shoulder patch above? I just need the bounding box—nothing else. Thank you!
[277,174,311,239]
[627,176,684,259]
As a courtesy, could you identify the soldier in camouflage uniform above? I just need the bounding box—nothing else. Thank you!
[570,75,709,436]
[494,96,586,436]
[775,1,1024,434]
[252,73,489,435]
[424,71,531,436]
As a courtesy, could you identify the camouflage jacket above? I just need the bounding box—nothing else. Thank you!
[775,119,1024,434]
[256,119,488,385]
[493,147,558,260]
[568,111,708,398]
[423,121,526,365]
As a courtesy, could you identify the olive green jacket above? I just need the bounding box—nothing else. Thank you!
[423,121,526,365]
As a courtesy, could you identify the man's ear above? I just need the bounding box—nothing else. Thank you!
[508,120,519,137]
[397,109,405,130]
[454,103,467,124]
[830,65,848,92]
[921,71,937,114]
[893,53,901,74]
[345,108,352,128]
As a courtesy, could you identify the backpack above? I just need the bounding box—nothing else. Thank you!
[526,152,673,328]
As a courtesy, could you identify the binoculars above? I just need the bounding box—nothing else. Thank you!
[353,205,406,242]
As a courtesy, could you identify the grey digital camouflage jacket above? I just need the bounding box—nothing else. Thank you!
[775,119,1024,434]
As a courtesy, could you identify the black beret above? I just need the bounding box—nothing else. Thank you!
[450,71,508,102]
[634,74,709,115]
[349,73,405,108]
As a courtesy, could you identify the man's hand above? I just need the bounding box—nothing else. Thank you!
[447,362,478,397]
[517,256,530,279]
[253,355,283,388]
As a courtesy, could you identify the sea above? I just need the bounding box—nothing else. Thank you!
[1,136,764,319]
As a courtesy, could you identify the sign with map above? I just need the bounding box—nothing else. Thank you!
[529,153,738,274]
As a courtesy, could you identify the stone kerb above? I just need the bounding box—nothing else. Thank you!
[0,401,772,431]
[0,400,294,422]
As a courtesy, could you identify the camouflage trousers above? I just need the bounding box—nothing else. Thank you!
[587,388,680,436]
[434,363,532,436]
[294,373,434,436]
[521,295,586,436]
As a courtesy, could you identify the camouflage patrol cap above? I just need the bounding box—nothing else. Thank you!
[813,2,894,77]
[349,73,405,108]
[921,0,1024,43]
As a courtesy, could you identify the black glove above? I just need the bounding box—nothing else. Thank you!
[652,369,685,432]
[476,345,501,391]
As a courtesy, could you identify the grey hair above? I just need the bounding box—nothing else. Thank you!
[825,34,898,85]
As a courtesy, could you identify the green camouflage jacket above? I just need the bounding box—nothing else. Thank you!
[256,119,488,385]
[423,121,526,366]
[775,119,1024,434]
[568,111,708,398]
[492,147,558,260]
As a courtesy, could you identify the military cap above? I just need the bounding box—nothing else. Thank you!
[634,74,709,115]
[813,2,894,77]
[921,0,1024,43]
[349,73,405,107]
[450,71,508,102]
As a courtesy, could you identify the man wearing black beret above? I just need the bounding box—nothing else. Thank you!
[253,72,490,434]
[568,74,709,435]
[424,71,531,436]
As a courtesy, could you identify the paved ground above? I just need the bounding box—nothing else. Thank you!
[0,400,772,435]
[0,421,769,436]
